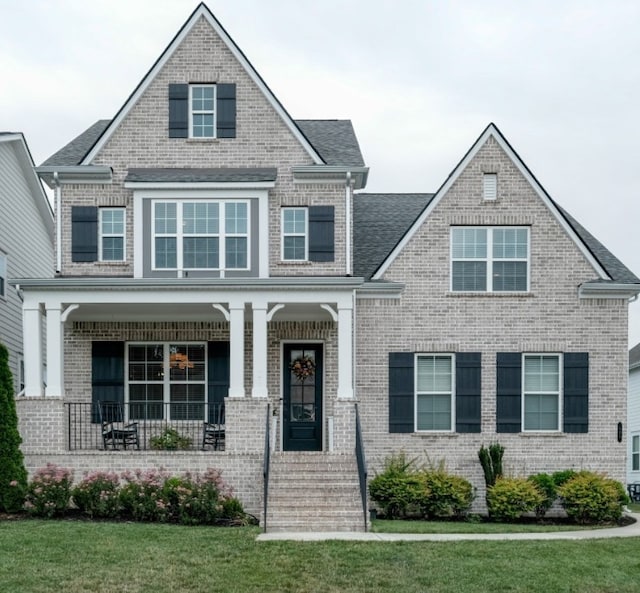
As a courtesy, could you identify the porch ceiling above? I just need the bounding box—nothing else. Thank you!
[65,302,338,322]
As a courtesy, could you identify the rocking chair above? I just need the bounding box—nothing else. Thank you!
[98,401,139,450]
[202,405,225,451]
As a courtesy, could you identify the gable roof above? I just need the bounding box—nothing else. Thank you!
[371,123,640,291]
[42,119,364,168]
[0,133,54,239]
[78,3,325,166]
[353,193,434,279]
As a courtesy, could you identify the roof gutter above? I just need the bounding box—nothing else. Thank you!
[578,282,640,300]
[36,166,113,189]
[292,166,369,190]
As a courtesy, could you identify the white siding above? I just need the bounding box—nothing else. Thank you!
[0,140,53,392]
[628,365,640,484]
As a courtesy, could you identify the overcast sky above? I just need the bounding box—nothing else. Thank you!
[2,0,640,347]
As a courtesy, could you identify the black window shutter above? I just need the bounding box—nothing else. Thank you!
[91,341,125,423]
[389,352,414,433]
[216,84,236,138]
[456,353,481,433]
[563,352,589,433]
[207,341,230,423]
[168,83,189,138]
[496,352,522,433]
[308,206,335,262]
[71,206,98,262]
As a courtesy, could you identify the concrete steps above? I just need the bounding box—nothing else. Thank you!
[265,452,366,532]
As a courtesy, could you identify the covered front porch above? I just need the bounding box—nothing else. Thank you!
[17,277,362,456]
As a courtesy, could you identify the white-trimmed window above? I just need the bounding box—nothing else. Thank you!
[415,354,454,431]
[282,207,308,261]
[523,354,561,431]
[483,173,497,201]
[633,435,640,472]
[99,208,125,261]
[190,85,215,138]
[451,227,529,292]
[127,343,206,421]
[153,200,248,271]
[0,253,6,298]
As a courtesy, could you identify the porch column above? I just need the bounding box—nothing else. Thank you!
[45,304,63,397]
[337,303,354,399]
[23,304,43,396]
[251,302,268,398]
[228,301,246,398]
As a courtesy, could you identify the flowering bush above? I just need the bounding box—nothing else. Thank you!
[150,427,192,450]
[289,356,316,381]
[24,464,73,518]
[119,468,171,522]
[72,471,121,519]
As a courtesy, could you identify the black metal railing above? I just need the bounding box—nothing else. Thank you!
[263,403,271,533]
[354,403,368,531]
[65,401,225,451]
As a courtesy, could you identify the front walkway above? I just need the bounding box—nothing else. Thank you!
[257,513,640,541]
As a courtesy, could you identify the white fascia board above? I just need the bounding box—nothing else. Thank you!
[124,181,275,190]
[81,5,324,166]
[578,282,640,299]
[356,281,404,299]
[292,166,369,190]
[372,124,610,281]
[36,166,113,188]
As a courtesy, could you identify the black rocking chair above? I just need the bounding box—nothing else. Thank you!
[98,401,139,450]
[202,405,225,451]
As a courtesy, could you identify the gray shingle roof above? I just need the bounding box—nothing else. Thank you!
[556,205,640,284]
[353,193,434,279]
[126,167,277,183]
[630,343,640,368]
[295,120,365,167]
[41,119,364,168]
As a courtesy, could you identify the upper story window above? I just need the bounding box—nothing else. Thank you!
[282,208,308,261]
[523,354,561,431]
[190,85,215,138]
[153,200,248,271]
[0,252,6,297]
[633,435,640,472]
[168,83,236,139]
[415,354,454,431]
[99,208,125,261]
[451,227,529,292]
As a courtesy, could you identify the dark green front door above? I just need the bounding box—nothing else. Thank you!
[283,344,323,451]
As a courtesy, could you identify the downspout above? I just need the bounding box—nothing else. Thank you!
[54,171,62,274]
[345,171,352,276]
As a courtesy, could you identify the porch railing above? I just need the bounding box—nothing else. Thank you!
[354,403,368,531]
[65,402,225,451]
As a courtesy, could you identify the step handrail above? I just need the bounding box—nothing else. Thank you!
[354,402,368,532]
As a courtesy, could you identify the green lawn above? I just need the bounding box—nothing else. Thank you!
[371,518,601,533]
[2,520,640,593]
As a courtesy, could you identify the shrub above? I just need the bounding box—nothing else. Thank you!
[150,428,192,450]
[0,342,27,512]
[558,471,628,524]
[552,469,577,488]
[486,476,545,522]
[416,469,474,520]
[119,468,171,522]
[24,464,73,518]
[72,471,121,519]
[478,443,504,489]
[528,473,557,518]
[369,453,423,518]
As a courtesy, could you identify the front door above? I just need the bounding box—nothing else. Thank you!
[283,343,323,451]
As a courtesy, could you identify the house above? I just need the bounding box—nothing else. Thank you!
[14,3,640,531]
[0,133,54,392]
[628,343,640,485]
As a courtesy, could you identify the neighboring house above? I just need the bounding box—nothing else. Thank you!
[0,133,54,392]
[629,343,640,485]
[14,3,640,531]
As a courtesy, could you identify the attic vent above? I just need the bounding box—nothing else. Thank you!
[483,173,497,201]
